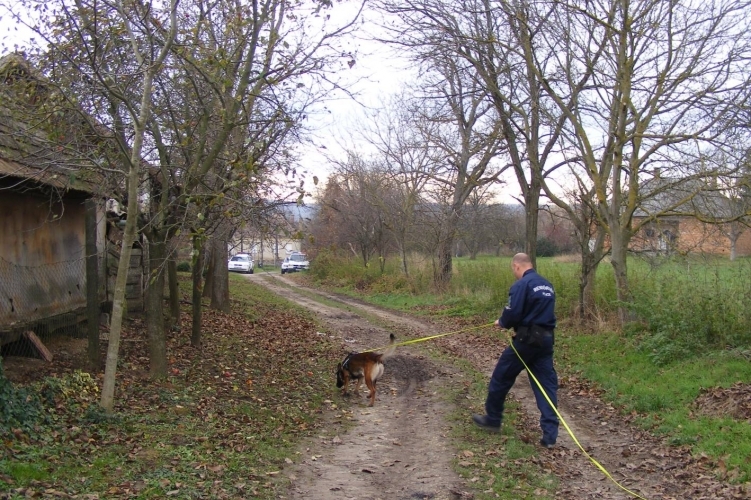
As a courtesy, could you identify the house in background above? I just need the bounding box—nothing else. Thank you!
[630,172,751,260]
[229,203,314,266]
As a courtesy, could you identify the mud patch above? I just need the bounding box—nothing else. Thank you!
[387,354,436,384]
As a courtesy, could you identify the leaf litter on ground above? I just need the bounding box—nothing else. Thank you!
[1,287,343,499]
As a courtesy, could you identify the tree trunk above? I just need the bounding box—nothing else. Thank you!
[729,229,738,261]
[524,184,541,268]
[434,211,459,288]
[202,244,214,299]
[396,228,409,276]
[609,230,631,326]
[209,227,231,312]
[469,241,479,260]
[167,256,180,330]
[92,0,176,412]
[191,235,205,348]
[145,237,167,378]
[579,227,606,321]
[85,199,101,371]
[435,237,453,289]
[400,246,409,276]
[101,203,138,412]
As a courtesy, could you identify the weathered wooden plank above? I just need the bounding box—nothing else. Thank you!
[23,330,53,362]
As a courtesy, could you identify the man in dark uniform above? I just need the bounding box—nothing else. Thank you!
[472,253,559,448]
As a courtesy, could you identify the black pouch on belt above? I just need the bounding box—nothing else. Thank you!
[515,325,532,344]
[516,325,551,347]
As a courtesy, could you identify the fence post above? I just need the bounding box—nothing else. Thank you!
[85,199,100,371]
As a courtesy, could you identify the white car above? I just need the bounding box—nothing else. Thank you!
[228,254,254,274]
[281,252,309,274]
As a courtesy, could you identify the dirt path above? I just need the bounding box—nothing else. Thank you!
[250,272,748,500]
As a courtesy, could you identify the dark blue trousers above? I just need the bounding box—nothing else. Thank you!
[484,335,559,444]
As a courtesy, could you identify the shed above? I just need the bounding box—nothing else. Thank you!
[0,53,143,350]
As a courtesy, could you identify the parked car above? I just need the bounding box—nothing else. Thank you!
[228,253,254,274]
[281,252,309,274]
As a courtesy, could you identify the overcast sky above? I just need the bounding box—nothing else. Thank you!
[0,0,412,197]
[292,1,414,197]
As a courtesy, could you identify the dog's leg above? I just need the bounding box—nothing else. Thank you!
[364,364,380,406]
[341,372,350,396]
[365,375,377,406]
[353,377,362,395]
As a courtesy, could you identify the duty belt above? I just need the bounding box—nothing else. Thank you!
[514,325,553,346]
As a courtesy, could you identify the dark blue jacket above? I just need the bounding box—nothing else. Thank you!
[499,269,556,330]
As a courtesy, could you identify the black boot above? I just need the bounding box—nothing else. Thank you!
[471,414,501,432]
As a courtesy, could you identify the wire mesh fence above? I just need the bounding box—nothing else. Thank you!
[0,255,97,359]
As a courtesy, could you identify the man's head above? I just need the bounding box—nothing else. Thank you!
[511,253,533,280]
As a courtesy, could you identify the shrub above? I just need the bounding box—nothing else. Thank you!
[0,359,45,438]
[0,365,101,441]
[536,237,560,257]
[176,261,191,272]
[625,259,751,365]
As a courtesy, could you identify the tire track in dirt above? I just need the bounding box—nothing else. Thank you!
[251,273,472,500]
[250,273,748,500]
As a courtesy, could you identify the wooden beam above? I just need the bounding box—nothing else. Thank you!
[22,330,53,362]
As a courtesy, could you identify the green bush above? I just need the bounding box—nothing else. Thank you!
[176,261,191,272]
[0,364,101,440]
[536,237,560,257]
[307,249,383,286]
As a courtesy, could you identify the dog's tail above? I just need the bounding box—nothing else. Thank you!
[381,333,397,360]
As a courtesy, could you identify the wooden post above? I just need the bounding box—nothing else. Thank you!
[85,199,101,371]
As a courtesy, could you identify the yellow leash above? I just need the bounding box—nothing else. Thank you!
[357,323,495,353]
[507,339,648,500]
[356,323,648,500]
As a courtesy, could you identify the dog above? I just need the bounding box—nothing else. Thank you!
[336,334,396,406]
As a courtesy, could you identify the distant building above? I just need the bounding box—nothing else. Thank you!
[228,203,314,267]
[630,173,751,259]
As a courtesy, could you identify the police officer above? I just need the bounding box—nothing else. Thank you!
[472,252,559,449]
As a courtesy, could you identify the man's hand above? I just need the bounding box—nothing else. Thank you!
[495,319,514,341]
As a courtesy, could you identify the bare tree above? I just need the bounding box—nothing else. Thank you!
[457,185,498,259]
[532,0,751,323]
[8,0,180,410]
[324,153,392,267]
[379,0,570,267]
[7,0,364,394]
[141,0,363,348]
[420,58,506,287]
[352,91,440,275]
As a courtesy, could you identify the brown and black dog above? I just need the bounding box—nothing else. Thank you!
[336,334,396,406]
